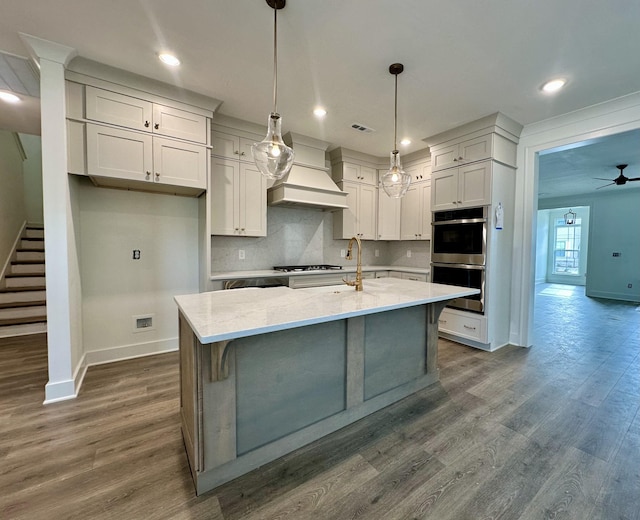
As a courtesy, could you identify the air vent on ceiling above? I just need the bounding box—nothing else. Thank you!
[351,123,375,134]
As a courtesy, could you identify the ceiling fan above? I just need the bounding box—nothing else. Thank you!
[594,164,640,189]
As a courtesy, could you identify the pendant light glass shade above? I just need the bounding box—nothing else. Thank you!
[381,150,411,198]
[382,63,411,198]
[252,0,294,180]
[252,113,295,179]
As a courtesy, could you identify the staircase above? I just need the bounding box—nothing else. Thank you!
[0,225,47,338]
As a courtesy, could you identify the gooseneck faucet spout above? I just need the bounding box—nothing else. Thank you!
[343,236,363,291]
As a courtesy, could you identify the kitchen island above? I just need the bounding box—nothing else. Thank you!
[175,278,479,495]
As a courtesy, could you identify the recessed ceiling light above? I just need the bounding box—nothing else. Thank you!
[159,53,181,67]
[400,138,411,146]
[541,78,566,93]
[313,107,327,117]
[0,91,21,103]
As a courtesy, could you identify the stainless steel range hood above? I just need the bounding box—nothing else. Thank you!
[267,133,348,210]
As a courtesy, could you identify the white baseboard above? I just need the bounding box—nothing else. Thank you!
[83,337,178,367]
[585,290,640,303]
[44,378,78,404]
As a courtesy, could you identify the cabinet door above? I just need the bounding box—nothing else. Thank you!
[459,135,492,164]
[239,163,267,237]
[401,272,427,282]
[153,137,207,190]
[212,131,240,159]
[86,124,152,181]
[400,184,420,240]
[334,181,358,239]
[431,169,459,211]
[420,182,432,240]
[358,184,377,239]
[153,104,207,144]
[239,137,256,162]
[377,188,401,240]
[211,157,240,235]
[341,163,361,182]
[458,161,491,207]
[359,166,377,185]
[86,86,152,132]
[431,144,458,172]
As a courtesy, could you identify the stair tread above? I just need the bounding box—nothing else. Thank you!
[0,300,47,309]
[11,260,46,265]
[5,273,46,278]
[0,316,47,327]
[0,286,46,293]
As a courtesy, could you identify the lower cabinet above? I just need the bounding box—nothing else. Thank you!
[388,271,428,282]
[210,156,267,237]
[437,307,487,343]
[85,123,207,191]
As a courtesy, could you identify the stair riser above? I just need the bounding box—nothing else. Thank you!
[5,277,46,288]
[11,264,46,275]
[0,322,47,338]
[0,306,47,320]
[0,290,46,305]
[20,239,44,250]
[16,251,45,262]
[25,229,45,239]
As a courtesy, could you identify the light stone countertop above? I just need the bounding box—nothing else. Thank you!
[210,265,430,281]
[175,278,478,344]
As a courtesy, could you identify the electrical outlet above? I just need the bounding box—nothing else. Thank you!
[340,249,346,258]
[628,283,633,288]
[407,250,412,258]
[239,249,245,260]
[132,249,140,260]
[612,252,621,257]
[375,249,380,257]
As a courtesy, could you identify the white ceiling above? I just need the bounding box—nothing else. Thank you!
[1,0,640,195]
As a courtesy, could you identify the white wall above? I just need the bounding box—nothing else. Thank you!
[19,134,44,225]
[540,190,639,301]
[0,130,27,278]
[535,209,550,283]
[78,180,200,363]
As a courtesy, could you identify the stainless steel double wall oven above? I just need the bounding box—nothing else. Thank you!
[431,206,487,313]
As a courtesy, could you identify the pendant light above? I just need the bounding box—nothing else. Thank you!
[381,63,411,198]
[564,209,576,225]
[251,0,295,180]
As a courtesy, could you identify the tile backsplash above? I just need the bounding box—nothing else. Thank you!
[211,206,430,272]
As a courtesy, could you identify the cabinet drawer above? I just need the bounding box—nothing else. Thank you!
[86,86,152,132]
[437,309,485,342]
[401,272,427,282]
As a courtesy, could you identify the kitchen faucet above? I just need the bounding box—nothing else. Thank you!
[343,236,363,291]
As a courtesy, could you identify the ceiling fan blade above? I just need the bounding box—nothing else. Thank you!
[593,177,614,181]
[628,177,640,181]
[596,182,615,189]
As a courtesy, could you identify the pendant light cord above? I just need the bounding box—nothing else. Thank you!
[393,72,398,152]
[272,6,278,114]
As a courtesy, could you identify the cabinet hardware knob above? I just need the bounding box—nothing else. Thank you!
[241,151,246,156]
[453,158,458,162]
[155,172,160,178]
[463,325,476,330]
[458,200,462,203]
[144,121,150,127]
[145,171,151,178]
[154,123,160,130]
[234,150,239,155]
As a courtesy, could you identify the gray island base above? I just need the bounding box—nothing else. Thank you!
[175,278,479,495]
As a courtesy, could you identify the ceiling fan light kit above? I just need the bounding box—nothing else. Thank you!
[594,164,640,189]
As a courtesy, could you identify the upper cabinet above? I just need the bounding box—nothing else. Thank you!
[211,131,255,161]
[430,134,492,172]
[86,86,208,144]
[335,162,377,185]
[400,180,432,240]
[431,160,491,211]
[67,79,213,196]
[377,185,401,240]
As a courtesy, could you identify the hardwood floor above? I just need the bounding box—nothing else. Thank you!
[1,285,638,519]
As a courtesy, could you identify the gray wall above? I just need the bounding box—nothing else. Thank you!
[539,189,640,302]
[211,206,431,271]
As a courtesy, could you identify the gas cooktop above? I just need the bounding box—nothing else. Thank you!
[273,265,343,272]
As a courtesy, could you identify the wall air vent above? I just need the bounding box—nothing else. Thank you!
[351,123,375,133]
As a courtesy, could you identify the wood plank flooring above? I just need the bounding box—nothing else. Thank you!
[1,284,638,519]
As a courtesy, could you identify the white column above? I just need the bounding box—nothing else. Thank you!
[20,34,79,403]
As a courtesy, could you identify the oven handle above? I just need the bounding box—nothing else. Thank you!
[432,217,487,225]
[431,262,486,270]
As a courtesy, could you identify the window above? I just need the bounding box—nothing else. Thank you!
[552,217,582,276]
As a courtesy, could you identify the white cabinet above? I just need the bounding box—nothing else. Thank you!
[334,181,377,240]
[377,187,401,240]
[333,162,377,185]
[86,124,206,190]
[400,181,431,240]
[388,271,428,282]
[431,134,492,172]
[86,86,207,144]
[431,161,491,211]
[212,131,255,161]
[210,157,267,237]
